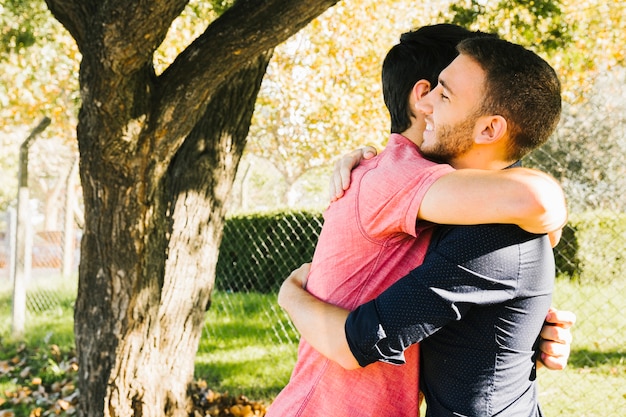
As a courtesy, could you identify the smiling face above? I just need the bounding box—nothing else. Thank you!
[416,54,487,163]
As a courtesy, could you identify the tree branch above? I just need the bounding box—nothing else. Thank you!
[99,0,190,76]
[46,0,190,74]
[153,0,340,147]
[45,0,92,47]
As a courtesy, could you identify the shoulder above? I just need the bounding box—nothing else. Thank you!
[369,142,452,187]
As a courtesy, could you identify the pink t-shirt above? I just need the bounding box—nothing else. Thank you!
[268,134,454,417]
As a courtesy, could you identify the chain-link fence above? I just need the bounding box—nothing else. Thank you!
[0,211,80,314]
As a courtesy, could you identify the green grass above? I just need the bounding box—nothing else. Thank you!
[195,291,298,401]
[537,278,626,416]
[0,280,77,416]
[1,278,624,415]
[0,278,76,349]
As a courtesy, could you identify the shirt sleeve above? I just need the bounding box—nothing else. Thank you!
[345,224,537,367]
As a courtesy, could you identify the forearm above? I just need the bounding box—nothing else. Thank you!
[509,168,568,234]
[419,168,567,234]
[277,274,360,369]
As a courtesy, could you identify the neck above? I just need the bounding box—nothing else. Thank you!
[449,149,515,171]
[400,124,424,147]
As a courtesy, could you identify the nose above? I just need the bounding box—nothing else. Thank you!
[416,88,435,115]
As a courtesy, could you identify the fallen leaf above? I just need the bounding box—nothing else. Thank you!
[61,382,75,397]
[57,398,71,410]
[19,366,31,378]
[50,345,61,359]
[0,360,12,374]
[29,407,43,417]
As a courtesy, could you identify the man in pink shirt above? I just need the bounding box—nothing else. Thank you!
[268,25,572,417]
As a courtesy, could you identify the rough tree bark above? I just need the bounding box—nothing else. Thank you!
[42,0,340,416]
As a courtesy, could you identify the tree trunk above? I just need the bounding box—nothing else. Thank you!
[74,52,272,416]
[43,1,340,415]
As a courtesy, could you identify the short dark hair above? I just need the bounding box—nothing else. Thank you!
[382,24,471,133]
[457,37,562,160]
[382,24,493,133]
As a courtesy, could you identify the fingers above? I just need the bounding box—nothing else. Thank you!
[540,322,572,350]
[540,323,573,346]
[330,158,346,202]
[361,145,378,160]
[329,146,378,202]
[278,263,312,308]
[548,229,562,248]
[289,262,312,288]
[538,351,569,370]
[545,307,577,329]
[538,311,573,371]
[538,336,571,370]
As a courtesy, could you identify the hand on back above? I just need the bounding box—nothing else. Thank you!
[330,146,378,201]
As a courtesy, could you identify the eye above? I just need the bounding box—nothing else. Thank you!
[440,92,449,101]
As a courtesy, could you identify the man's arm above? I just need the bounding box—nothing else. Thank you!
[329,147,567,237]
[418,168,567,235]
[279,263,574,371]
[277,263,360,370]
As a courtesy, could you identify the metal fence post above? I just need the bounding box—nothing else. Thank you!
[7,207,16,283]
[62,157,79,278]
[12,117,51,338]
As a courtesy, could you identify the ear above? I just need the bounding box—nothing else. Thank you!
[475,115,507,145]
[411,79,431,104]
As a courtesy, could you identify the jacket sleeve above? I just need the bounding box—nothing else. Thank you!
[345,225,530,366]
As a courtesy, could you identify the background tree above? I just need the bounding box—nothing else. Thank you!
[40,0,339,415]
[435,0,626,212]
[441,0,625,95]
[531,67,626,212]
[526,0,626,211]
[0,0,79,213]
[239,0,455,209]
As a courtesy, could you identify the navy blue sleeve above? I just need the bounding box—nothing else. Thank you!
[345,224,544,366]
